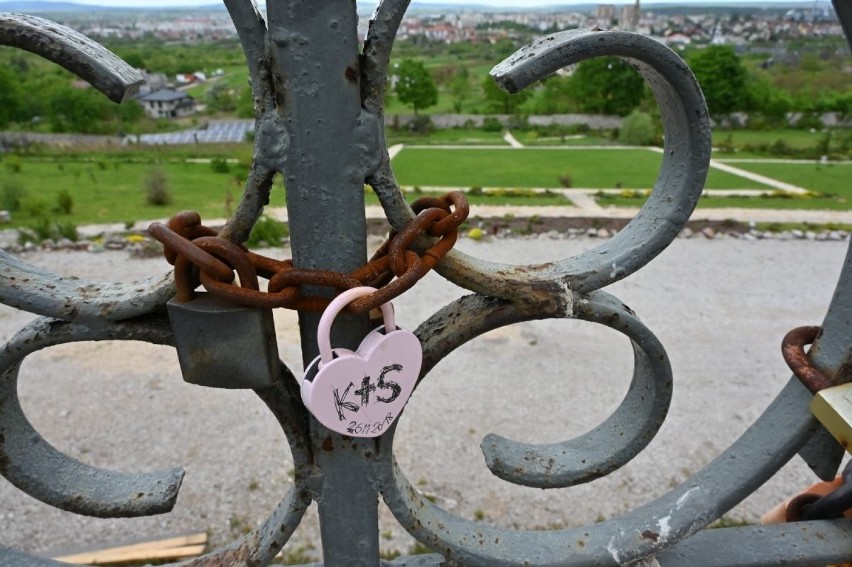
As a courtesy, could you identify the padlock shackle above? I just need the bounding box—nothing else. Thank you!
[317,286,396,368]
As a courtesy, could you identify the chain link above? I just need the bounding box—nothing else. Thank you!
[149,192,469,313]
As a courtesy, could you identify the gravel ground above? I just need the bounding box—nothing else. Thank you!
[0,236,848,562]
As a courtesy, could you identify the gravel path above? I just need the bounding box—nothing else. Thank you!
[0,237,848,561]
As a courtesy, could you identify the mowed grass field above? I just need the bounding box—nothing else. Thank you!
[2,143,849,232]
[727,162,851,195]
[0,159,271,228]
[390,147,770,190]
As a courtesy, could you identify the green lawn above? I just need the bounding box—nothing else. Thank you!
[24,142,254,162]
[3,140,847,234]
[520,134,622,146]
[0,159,264,229]
[390,148,769,189]
[599,193,849,211]
[723,162,851,197]
[386,128,507,146]
[185,65,249,99]
[712,128,830,150]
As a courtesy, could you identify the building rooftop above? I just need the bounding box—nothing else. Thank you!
[137,89,191,102]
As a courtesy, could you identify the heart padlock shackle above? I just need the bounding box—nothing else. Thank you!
[167,246,280,389]
[301,287,422,438]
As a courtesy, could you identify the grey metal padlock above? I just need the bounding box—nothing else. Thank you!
[167,275,280,389]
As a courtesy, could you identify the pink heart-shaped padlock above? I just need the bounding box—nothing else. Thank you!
[301,287,422,438]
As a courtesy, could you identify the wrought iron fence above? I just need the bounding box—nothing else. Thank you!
[0,1,851,565]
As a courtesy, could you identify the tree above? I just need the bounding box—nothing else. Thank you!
[447,67,471,113]
[688,46,749,119]
[0,67,23,127]
[481,75,531,115]
[747,76,791,128]
[568,57,645,116]
[395,59,438,115]
[535,75,575,114]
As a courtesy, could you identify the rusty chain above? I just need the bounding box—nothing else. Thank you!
[149,192,469,314]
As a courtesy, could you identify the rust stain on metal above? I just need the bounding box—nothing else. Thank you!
[782,326,833,393]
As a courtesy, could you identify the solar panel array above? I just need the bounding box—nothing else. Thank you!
[135,120,255,145]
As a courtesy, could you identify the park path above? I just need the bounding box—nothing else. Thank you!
[708,158,809,194]
[503,131,524,148]
[644,146,810,194]
[43,196,850,245]
[388,144,405,160]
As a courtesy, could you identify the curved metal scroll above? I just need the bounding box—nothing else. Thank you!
[0,316,183,517]
[481,291,672,488]
[0,13,142,102]
[370,29,711,305]
[0,250,175,324]
[414,291,672,489]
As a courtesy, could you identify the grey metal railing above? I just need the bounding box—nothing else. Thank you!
[0,1,851,565]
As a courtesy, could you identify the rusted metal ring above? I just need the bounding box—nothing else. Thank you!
[268,268,361,295]
[782,326,833,393]
[173,255,197,302]
[149,222,234,283]
[426,191,469,237]
[350,251,424,314]
[389,208,448,277]
[785,493,822,522]
[163,211,201,265]
[194,237,260,289]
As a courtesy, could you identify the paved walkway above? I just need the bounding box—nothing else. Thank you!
[503,131,524,148]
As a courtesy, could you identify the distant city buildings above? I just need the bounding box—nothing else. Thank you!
[51,4,842,49]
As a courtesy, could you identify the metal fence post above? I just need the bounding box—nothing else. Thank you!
[0,1,850,566]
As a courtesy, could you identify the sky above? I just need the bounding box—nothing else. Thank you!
[14,0,780,7]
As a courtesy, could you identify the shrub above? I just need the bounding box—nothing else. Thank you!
[55,188,73,215]
[618,110,658,146]
[4,155,22,173]
[407,115,434,134]
[27,197,49,217]
[144,168,171,206]
[247,216,289,248]
[55,221,78,241]
[770,139,790,156]
[558,174,573,188]
[481,116,502,132]
[717,134,735,154]
[210,158,230,174]
[468,186,484,196]
[17,219,78,244]
[1,178,26,211]
[28,216,53,241]
[795,112,823,131]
